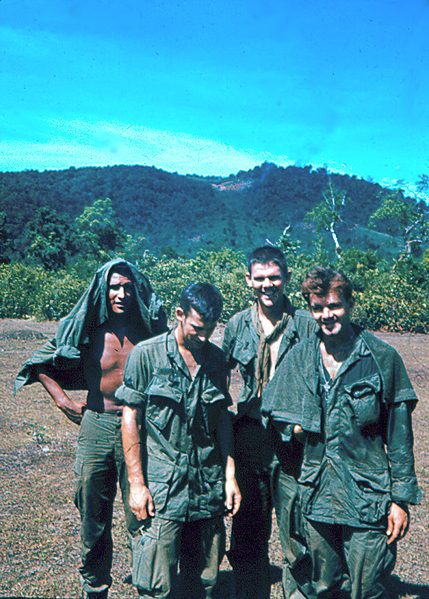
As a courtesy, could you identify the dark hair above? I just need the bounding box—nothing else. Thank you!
[301,266,353,304]
[180,282,223,322]
[247,246,288,278]
[108,262,134,283]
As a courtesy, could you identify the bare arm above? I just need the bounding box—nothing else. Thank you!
[38,370,86,425]
[215,409,241,516]
[121,405,154,521]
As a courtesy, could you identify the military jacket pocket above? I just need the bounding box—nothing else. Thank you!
[145,374,183,431]
[147,457,176,512]
[199,387,226,433]
[232,337,256,366]
[348,466,391,523]
[343,373,381,428]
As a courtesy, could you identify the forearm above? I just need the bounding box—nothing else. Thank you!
[216,408,235,468]
[38,370,85,424]
[122,405,154,520]
[121,405,146,488]
[216,408,241,514]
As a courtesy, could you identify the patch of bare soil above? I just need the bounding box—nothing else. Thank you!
[0,320,427,599]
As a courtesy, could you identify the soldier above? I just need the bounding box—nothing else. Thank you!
[15,259,167,599]
[222,246,317,599]
[263,266,421,598]
[118,282,241,599]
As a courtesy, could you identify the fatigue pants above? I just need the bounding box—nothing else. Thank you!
[74,410,139,594]
[277,468,314,599]
[227,417,278,599]
[303,519,396,599]
[131,516,225,599]
[229,417,312,599]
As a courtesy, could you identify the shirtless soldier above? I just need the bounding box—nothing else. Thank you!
[15,259,167,599]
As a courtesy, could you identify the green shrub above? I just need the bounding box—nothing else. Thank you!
[1,251,429,333]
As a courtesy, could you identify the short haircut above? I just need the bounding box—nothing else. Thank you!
[301,266,353,304]
[247,246,288,278]
[180,282,223,322]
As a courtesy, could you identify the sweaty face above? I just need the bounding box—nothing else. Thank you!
[108,271,135,315]
[245,261,288,310]
[309,290,354,339]
[176,307,217,352]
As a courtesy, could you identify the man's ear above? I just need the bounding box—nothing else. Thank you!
[284,270,291,285]
[245,272,253,287]
[175,307,185,321]
[349,296,355,311]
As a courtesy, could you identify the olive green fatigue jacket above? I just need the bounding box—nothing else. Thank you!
[14,258,167,395]
[116,329,232,522]
[222,299,318,419]
[262,327,421,528]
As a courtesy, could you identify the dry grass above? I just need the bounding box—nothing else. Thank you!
[0,320,428,599]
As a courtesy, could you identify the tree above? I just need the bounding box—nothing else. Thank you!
[0,211,12,264]
[304,179,348,260]
[368,188,428,258]
[75,198,127,258]
[26,207,78,270]
[273,224,301,266]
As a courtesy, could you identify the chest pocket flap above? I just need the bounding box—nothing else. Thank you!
[145,374,184,431]
[232,337,257,366]
[343,372,382,429]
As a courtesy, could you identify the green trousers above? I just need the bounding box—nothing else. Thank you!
[303,519,396,599]
[74,410,139,594]
[132,516,225,599]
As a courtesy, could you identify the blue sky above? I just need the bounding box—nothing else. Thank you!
[1,0,429,192]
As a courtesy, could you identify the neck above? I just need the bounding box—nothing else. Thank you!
[107,312,128,329]
[258,298,285,325]
[323,325,356,356]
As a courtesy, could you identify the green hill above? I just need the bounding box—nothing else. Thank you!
[0,161,420,259]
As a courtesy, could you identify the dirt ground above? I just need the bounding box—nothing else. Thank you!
[0,319,428,599]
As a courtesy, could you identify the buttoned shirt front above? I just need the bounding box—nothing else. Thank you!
[222,300,318,419]
[262,328,421,528]
[116,329,231,522]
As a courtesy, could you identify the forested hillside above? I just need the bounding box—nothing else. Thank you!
[1,161,421,260]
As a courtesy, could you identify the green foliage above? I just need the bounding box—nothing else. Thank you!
[0,163,394,259]
[368,188,428,258]
[75,198,127,258]
[0,264,89,320]
[423,248,429,270]
[304,180,348,259]
[1,244,429,333]
[26,207,78,270]
[0,211,12,264]
[144,248,251,321]
[368,190,417,236]
[275,225,301,266]
[352,268,429,334]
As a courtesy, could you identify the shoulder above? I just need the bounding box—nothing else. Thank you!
[290,307,319,338]
[360,329,399,359]
[224,307,252,337]
[225,307,252,330]
[288,330,319,360]
[131,331,168,359]
[293,307,315,322]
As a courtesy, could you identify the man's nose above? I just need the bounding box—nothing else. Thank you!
[117,286,125,298]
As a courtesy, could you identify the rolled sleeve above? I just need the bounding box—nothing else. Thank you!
[387,400,421,505]
[115,383,146,407]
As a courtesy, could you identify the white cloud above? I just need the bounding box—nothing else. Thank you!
[0,117,295,176]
